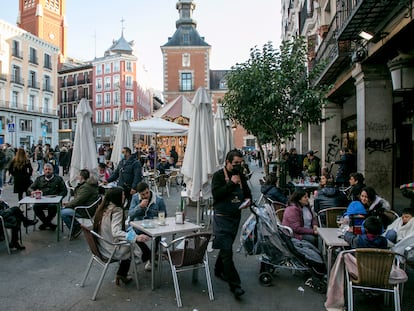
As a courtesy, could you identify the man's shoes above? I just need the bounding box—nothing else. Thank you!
[38,223,48,230]
[231,286,245,298]
[48,223,57,231]
[144,261,152,271]
[9,242,26,251]
[23,218,39,228]
[71,227,82,240]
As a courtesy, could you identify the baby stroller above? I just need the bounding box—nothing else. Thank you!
[240,203,326,288]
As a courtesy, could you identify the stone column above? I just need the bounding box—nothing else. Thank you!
[322,103,342,175]
[352,64,393,201]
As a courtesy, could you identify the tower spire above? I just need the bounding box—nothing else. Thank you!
[120,17,125,36]
[176,0,197,29]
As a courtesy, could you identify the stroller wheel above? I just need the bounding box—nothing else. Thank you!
[259,272,273,286]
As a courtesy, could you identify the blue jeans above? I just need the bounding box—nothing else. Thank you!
[61,208,80,230]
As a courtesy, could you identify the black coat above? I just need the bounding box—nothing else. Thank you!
[107,156,142,191]
[9,160,33,194]
[261,184,288,204]
[211,168,252,249]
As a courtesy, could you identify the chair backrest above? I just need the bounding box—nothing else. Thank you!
[172,232,211,268]
[275,208,286,223]
[265,196,287,211]
[355,248,395,287]
[317,207,347,228]
[158,174,169,187]
[81,224,104,260]
[384,210,399,224]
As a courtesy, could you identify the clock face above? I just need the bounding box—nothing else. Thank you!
[49,33,55,40]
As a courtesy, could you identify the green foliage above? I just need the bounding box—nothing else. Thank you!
[223,36,330,149]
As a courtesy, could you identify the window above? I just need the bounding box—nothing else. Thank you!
[83,87,89,99]
[105,63,111,74]
[125,109,133,120]
[62,105,67,118]
[96,127,102,137]
[182,53,190,67]
[12,65,21,84]
[62,121,68,130]
[114,91,120,106]
[182,32,190,44]
[126,91,133,105]
[73,74,78,85]
[114,61,120,72]
[12,91,18,108]
[105,76,111,90]
[96,94,102,107]
[20,119,32,132]
[29,47,37,64]
[96,110,102,123]
[28,94,35,111]
[113,109,119,122]
[12,40,21,58]
[29,71,37,88]
[44,75,51,92]
[105,127,111,137]
[126,76,133,89]
[96,64,102,75]
[96,78,102,91]
[43,98,49,113]
[126,61,132,72]
[113,75,120,89]
[104,93,111,106]
[44,53,52,69]
[180,72,193,91]
[62,76,67,87]
[104,110,111,123]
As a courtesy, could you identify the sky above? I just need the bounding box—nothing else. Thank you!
[1,0,282,90]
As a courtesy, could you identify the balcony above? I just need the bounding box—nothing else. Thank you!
[12,48,23,59]
[0,74,7,81]
[299,0,314,34]
[28,80,40,89]
[43,85,54,92]
[10,75,25,85]
[311,15,353,85]
[337,0,405,41]
[29,56,39,65]
[0,100,57,115]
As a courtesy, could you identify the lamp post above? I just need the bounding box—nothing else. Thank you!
[388,53,414,92]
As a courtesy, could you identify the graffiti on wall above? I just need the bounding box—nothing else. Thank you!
[365,137,392,154]
[326,134,340,163]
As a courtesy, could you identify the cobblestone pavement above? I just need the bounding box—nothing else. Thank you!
[0,161,412,310]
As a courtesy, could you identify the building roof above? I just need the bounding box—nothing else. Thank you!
[162,0,210,47]
[209,70,231,90]
[105,32,134,55]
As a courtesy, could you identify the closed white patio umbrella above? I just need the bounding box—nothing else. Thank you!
[110,110,133,166]
[214,103,234,167]
[69,98,98,185]
[181,87,218,224]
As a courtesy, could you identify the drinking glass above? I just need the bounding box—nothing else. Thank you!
[158,211,165,225]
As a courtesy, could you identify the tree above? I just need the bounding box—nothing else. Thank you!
[223,36,330,176]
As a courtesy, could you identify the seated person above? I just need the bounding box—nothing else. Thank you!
[29,163,67,230]
[93,187,150,285]
[343,201,367,225]
[344,216,388,249]
[0,202,37,250]
[260,172,287,204]
[384,208,414,244]
[360,186,392,227]
[61,169,99,239]
[128,182,167,271]
[156,156,171,174]
[282,189,319,245]
[314,174,348,214]
[348,172,366,201]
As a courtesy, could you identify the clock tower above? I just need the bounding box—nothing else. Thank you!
[17,0,67,63]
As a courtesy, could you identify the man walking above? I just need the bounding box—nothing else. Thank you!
[211,149,252,298]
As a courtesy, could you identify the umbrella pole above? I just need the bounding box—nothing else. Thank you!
[197,199,200,225]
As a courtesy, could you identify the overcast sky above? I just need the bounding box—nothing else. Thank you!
[1,0,282,90]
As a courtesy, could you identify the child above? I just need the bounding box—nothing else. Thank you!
[344,216,388,249]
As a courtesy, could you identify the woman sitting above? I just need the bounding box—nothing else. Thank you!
[313,174,348,214]
[93,187,150,285]
[359,186,392,227]
[282,189,318,245]
[260,172,287,204]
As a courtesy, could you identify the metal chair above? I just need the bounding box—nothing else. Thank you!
[65,180,75,202]
[157,174,170,197]
[265,196,287,211]
[345,248,407,311]
[275,208,286,223]
[159,232,214,307]
[80,225,139,300]
[317,207,347,228]
[67,196,102,240]
[0,215,11,254]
